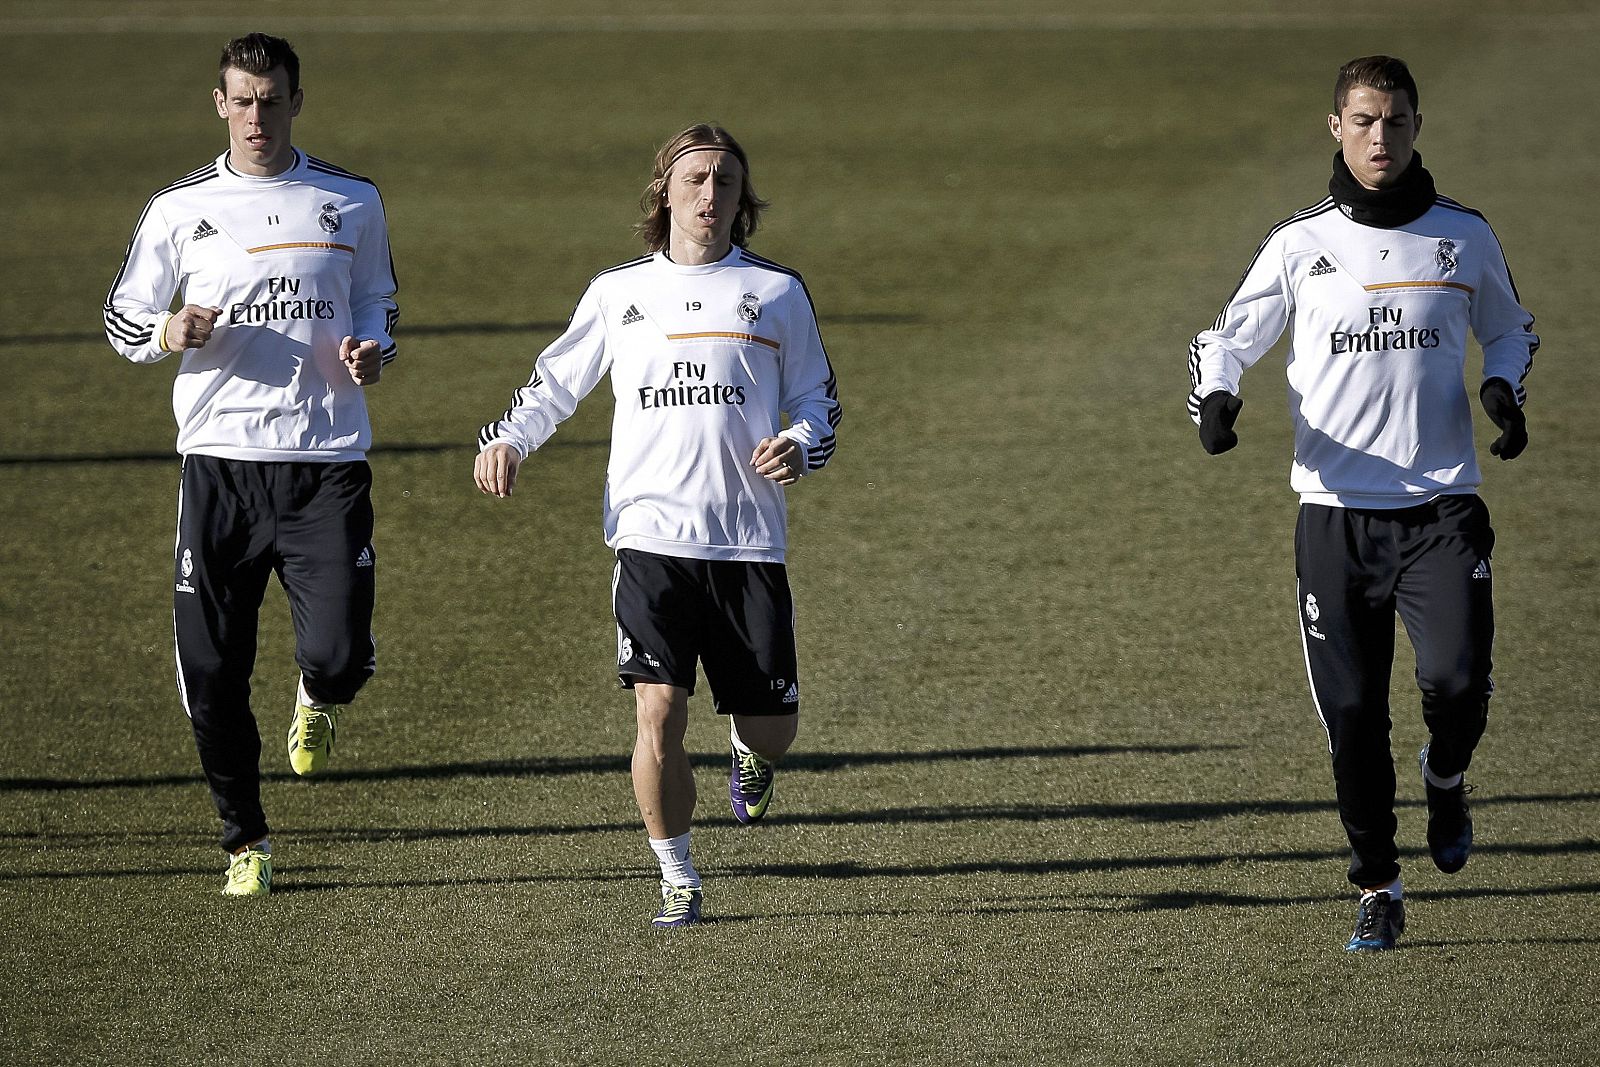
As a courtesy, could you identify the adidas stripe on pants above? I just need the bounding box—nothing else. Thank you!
[174,455,377,851]
[1295,494,1495,890]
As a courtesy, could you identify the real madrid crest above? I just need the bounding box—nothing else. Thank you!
[319,202,342,235]
[1435,238,1457,274]
[737,292,762,323]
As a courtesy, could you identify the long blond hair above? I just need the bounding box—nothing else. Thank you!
[637,124,769,252]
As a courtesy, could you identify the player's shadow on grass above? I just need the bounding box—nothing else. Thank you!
[972,877,1600,915]
[695,838,1600,884]
[10,841,1600,896]
[28,842,1597,898]
[0,741,1235,792]
[238,790,1593,843]
[0,311,923,350]
[0,438,604,466]
[755,887,1600,939]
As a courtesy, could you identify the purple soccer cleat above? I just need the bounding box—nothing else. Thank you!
[652,881,703,929]
[729,744,776,824]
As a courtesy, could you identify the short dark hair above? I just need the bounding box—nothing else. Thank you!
[1334,55,1418,114]
[219,33,300,95]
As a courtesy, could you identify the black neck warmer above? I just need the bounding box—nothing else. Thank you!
[1328,150,1436,228]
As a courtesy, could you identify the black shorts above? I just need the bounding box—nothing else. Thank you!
[612,548,799,716]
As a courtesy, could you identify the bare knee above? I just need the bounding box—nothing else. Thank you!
[634,683,689,760]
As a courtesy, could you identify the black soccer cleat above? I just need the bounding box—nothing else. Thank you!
[1345,890,1405,953]
[1420,743,1474,874]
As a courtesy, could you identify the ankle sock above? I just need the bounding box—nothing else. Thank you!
[648,832,700,888]
[297,678,327,709]
[230,838,272,862]
[1362,878,1402,902]
[1423,761,1463,790]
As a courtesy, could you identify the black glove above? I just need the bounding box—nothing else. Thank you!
[1480,378,1527,460]
[1198,391,1243,455]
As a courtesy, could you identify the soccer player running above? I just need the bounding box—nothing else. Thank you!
[475,124,841,928]
[1187,57,1535,952]
[104,33,399,896]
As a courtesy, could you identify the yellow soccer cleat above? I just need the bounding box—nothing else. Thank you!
[287,700,339,775]
[222,848,272,897]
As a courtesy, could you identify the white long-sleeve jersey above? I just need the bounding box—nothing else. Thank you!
[478,247,842,563]
[1188,195,1536,507]
[105,149,399,462]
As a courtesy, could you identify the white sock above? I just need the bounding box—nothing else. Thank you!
[648,832,700,888]
[1423,760,1463,790]
[297,678,327,709]
[1362,877,1402,902]
[230,837,271,862]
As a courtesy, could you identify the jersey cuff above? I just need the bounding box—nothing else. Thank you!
[152,311,176,354]
[480,436,528,459]
[780,436,808,475]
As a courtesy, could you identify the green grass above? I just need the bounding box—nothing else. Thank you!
[3,2,1599,1064]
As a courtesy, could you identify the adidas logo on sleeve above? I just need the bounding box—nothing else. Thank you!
[1309,255,1337,276]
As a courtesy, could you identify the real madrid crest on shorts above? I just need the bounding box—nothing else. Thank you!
[1435,239,1457,274]
[319,202,342,235]
[737,292,762,323]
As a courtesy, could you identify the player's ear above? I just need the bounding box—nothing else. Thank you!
[214,87,228,119]
[1327,113,1340,140]
[290,88,304,118]
[1413,111,1422,139]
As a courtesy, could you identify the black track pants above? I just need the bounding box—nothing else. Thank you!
[1295,496,1495,889]
[174,456,376,851]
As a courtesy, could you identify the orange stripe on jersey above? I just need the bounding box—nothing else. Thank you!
[1362,280,1475,294]
[246,242,356,254]
[666,331,781,350]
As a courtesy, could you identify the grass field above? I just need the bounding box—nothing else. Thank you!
[2,2,1598,1064]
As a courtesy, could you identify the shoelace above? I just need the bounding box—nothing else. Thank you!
[1432,781,1474,821]
[298,708,334,748]
[228,852,268,889]
[1355,895,1391,939]
[659,886,698,919]
[736,750,771,793]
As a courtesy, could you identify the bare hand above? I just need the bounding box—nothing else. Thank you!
[164,305,222,352]
[752,436,802,486]
[474,443,522,498]
[340,336,383,386]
